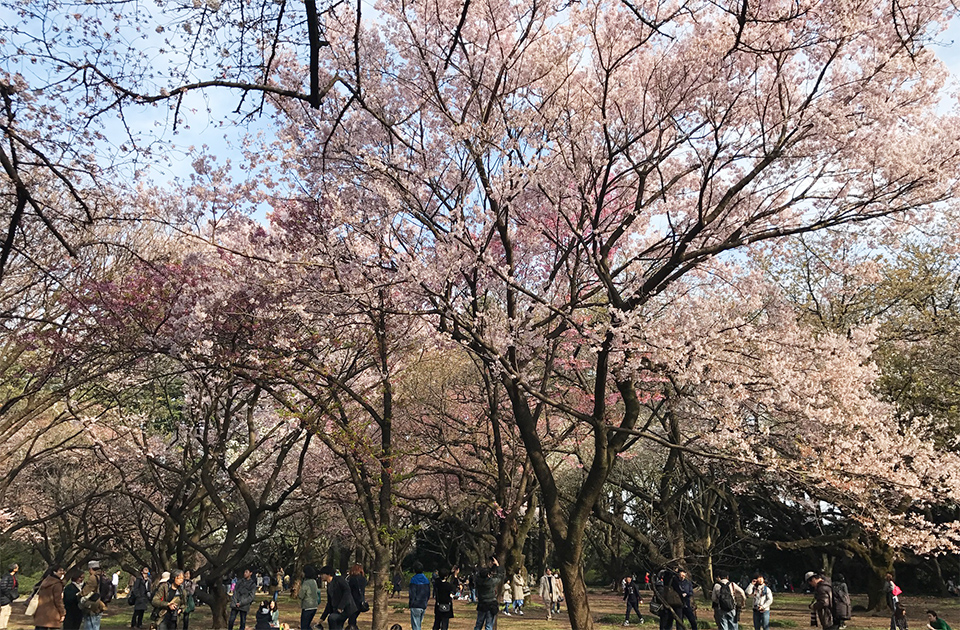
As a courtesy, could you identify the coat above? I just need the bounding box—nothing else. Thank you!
[347,575,367,610]
[321,576,358,620]
[0,573,18,607]
[34,575,66,629]
[833,581,851,621]
[408,574,430,610]
[539,575,559,603]
[63,582,83,630]
[510,574,524,601]
[231,577,256,613]
[130,578,152,611]
[433,578,454,621]
[474,566,505,611]
[80,573,107,615]
[299,579,319,610]
[813,579,834,630]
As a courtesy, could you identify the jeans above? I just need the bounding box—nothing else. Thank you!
[410,607,426,630]
[470,589,476,603]
[474,609,497,630]
[132,610,146,629]
[327,612,348,630]
[300,609,317,630]
[228,609,247,630]
[82,614,102,630]
[626,601,642,623]
[717,609,737,630]
[753,609,769,630]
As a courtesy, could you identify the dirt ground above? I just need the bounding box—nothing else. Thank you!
[5,590,958,630]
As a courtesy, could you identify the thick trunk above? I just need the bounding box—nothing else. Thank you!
[557,553,593,630]
[209,585,229,629]
[370,545,392,630]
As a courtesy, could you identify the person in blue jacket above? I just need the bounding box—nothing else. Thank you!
[408,563,431,630]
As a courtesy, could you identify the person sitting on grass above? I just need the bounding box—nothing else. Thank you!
[927,610,952,630]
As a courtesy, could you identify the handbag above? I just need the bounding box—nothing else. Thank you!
[359,600,370,613]
[25,595,39,617]
[649,599,663,615]
[436,602,451,613]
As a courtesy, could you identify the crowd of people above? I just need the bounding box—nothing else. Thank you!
[0,558,954,630]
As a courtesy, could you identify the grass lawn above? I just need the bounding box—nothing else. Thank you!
[4,590,957,630]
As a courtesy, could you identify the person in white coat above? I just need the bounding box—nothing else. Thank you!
[539,570,560,620]
[746,575,774,630]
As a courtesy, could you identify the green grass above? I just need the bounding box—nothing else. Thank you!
[769,620,798,627]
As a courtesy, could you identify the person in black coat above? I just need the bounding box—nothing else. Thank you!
[319,566,358,630]
[346,565,367,630]
[129,568,152,629]
[63,570,85,630]
[432,568,455,630]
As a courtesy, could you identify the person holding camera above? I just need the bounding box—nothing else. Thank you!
[746,575,773,630]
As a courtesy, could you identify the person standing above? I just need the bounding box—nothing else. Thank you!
[228,568,257,630]
[80,561,108,630]
[678,570,696,630]
[63,571,84,630]
[539,569,560,621]
[408,563,430,630]
[391,570,403,598]
[34,565,67,630]
[346,565,367,630]
[746,575,773,630]
[805,572,835,630]
[152,570,184,630]
[181,570,197,630]
[0,563,19,630]
[622,575,643,626]
[432,568,454,630]
[298,566,319,630]
[318,565,357,630]
[130,568,152,629]
[473,557,504,630]
[712,571,738,630]
[884,573,908,630]
[833,575,851,630]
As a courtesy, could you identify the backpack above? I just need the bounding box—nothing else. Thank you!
[99,574,114,604]
[718,583,736,612]
[832,585,851,621]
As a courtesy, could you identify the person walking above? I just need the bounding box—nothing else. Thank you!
[473,557,504,630]
[34,566,67,630]
[318,566,357,630]
[746,575,773,630]
[129,568,152,629]
[228,569,257,630]
[510,571,525,616]
[298,566,319,630]
[346,565,367,630]
[408,563,430,630]
[0,563,20,630]
[833,575,851,630]
[622,575,643,626]
[63,571,84,630]
[432,568,454,630]
[539,569,560,621]
[712,571,739,630]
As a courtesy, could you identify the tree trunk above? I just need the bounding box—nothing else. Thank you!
[557,554,593,630]
[209,585,229,629]
[370,545,392,630]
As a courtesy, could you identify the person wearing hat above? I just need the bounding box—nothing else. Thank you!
[0,563,19,630]
[318,565,357,630]
[81,561,108,630]
[805,572,835,630]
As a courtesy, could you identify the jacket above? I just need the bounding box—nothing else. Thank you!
[813,579,834,630]
[321,576,357,620]
[299,579,319,610]
[408,573,430,610]
[679,579,695,608]
[0,573,18,607]
[745,583,773,612]
[539,575,559,603]
[623,582,641,604]
[63,582,83,630]
[152,582,182,613]
[347,575,367,609]
[474,566,505,611]
[510,574,524,601]
[231,577,257,612]
[433,578,454,620]
[833,581,851,621]
[80,573,107,615]
[34,575,66,629]
[130,578,152,611]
